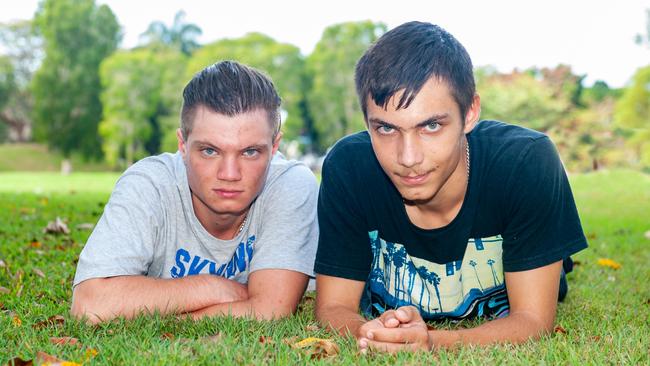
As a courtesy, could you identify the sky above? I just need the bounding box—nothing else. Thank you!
[1,0,649,88]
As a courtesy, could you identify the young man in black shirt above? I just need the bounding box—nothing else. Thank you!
[314,21,588,352]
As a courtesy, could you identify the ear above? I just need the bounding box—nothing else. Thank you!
[463,93,481,134]
[271,131,283,155]
[177,128,186,157]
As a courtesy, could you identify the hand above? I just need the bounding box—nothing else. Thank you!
[204,275,249,303]
[358,306,430,353]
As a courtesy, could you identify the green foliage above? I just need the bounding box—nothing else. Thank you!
[31,0,120,158]
[306,21,386,152]
[614,65,650,168]
[0,20,41,142]
[477,67,570,132]
[1,170,649,364]
[139,10,202,56]
[0,143,113,172]
[0,56,14,110]
[188,33,307,142]
[99,47,186,168]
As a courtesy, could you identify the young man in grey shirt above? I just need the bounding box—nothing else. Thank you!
[71,61,319,324]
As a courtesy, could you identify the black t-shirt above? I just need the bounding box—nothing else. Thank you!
[315,120,588,320]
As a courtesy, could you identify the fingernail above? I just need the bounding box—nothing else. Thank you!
[359,339,367,348]
[367,331,374,340]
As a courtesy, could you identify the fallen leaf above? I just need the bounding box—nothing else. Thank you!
[30,240,42,248]
[43,217,70,235]
[32,315,66,329]
[75,223,95,231]
[84,348,99,360]
[50,337,81,347]
[290,337,339,359]
[597,258,621,270]
[36,351,81,366]
[12,315,22,327]
[586,232,597,240]
[258,335,274,344]
[5,356,32,366]
[591,335,601,342]
[554,325,567,334]
[0,286,10,294]
[161,332,175,340]
[305,324,320,332]
[33,268,46,278]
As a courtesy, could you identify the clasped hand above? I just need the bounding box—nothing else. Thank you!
[357,306,431,353]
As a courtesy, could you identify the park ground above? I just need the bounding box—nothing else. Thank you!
[0,168,648,365]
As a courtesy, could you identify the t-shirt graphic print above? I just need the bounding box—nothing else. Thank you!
[363,231,509,320]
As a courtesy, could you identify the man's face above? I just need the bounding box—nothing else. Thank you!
[366,78,480,204]
[178,106,280,218]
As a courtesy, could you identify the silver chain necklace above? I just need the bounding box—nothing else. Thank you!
[236,213,248,235]
[466,138,470,179]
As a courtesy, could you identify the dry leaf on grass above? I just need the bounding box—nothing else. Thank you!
[161,332,175,340]
[12,315,22,327]
[305,324,320,332]
[0,286,10,294]
[33,268,45,278]
[554,325,567,334]
[5,356,33,366]
[258,335,274,344]
[50,337,81,347]
[76,223,95,231]
[597,258,621,270]
[32,315,66,329]
[290,337,339,359]
[36,351,81,366]
[43,217,70,235]
[30,240,42,248]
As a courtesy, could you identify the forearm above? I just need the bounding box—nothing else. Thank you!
[190,297,283,320]
[316,305,367,337]
[430,311,554,348]
[71,275,247,323]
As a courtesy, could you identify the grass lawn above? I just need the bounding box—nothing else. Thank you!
[1,170,648,365]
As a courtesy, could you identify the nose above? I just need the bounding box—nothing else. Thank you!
[397,134,424,168]
[217,156,242,181]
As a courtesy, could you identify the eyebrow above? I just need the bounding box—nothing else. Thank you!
[368,113,449,131]
[191,140,268,152]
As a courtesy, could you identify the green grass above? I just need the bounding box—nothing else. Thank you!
[0,143,114,172]
[1,170,649,365]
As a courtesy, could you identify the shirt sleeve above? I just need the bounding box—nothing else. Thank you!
[73,172,163,286]
[314,148,373,281]
[248,164,319,276]
[501,136,588,272]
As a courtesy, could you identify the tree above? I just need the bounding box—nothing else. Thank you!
[0,20,42,142]
[0,56,15,141]
[306,21,386,152]
[32,0,120,160]
[99,47,186,168]
[188,33,307,143]
[139,10,202,56]
[614,65,650,168]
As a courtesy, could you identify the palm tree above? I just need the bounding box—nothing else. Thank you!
[487,259,500,286]
[469,260,484,291]
[416,265,430,310]
[406,260,417,302]
[393,246,406,300]
[427,271,442,312]
[140,10,202,55]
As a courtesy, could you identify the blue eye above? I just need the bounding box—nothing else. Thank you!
[378,125,394,134]
[424,122,440,132]
[201,148,216,156]
[243,149,259,157]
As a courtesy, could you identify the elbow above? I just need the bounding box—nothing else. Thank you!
[70,279,109,324]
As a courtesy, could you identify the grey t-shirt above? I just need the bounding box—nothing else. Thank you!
[73,152,319,286]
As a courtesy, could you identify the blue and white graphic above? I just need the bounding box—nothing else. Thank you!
[170,235,255,279]
[366,231,508,320]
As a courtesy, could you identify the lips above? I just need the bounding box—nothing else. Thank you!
[397,172,430,186]
[213,189,243,198]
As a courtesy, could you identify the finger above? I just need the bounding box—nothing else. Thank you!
[395,306,422,323]
[378,310,400,328]
[368,326,426,343]
[364,339,421,354]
